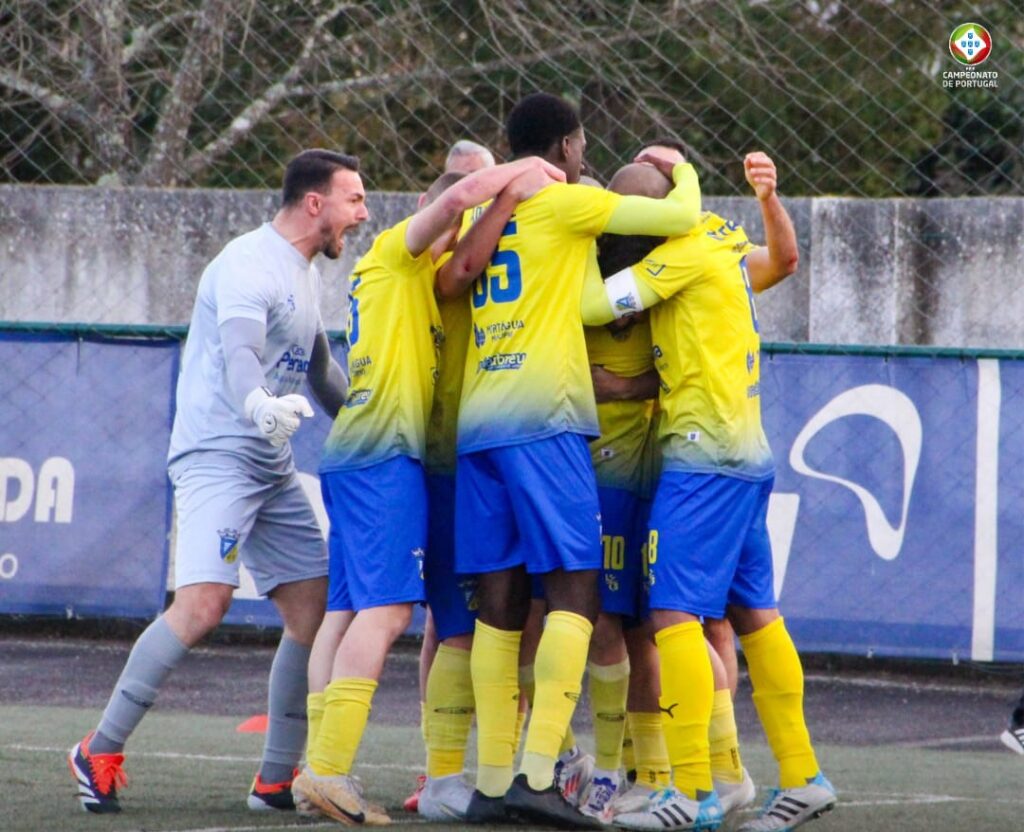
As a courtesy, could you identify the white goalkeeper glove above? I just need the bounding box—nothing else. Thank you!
[244,387,314,447]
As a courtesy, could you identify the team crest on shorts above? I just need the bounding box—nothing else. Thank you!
[412,547,425,580]
[458,577,479,612]
[218,528,240,563]
[605,573,620,592]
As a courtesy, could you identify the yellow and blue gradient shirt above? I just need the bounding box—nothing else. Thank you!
[585,297,655,495]
[457,184,621,453]
[321,216,442,472]
[633,212,774,481]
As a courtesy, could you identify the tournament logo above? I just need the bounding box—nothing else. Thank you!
[218,528,240,563]
[949,23,992,66]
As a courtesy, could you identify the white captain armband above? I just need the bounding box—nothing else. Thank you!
[604,268,647,319]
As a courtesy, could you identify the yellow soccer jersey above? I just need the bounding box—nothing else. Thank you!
[633,212,774,481]
[425,292,472,475]
[585,303,655,494]
[321,216,442,471]
[457,184,620,452]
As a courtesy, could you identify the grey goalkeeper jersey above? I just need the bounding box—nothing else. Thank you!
[168,223,324,475]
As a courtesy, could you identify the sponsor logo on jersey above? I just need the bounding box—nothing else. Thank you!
[350,355,372,378]
[485,319,525,341]
[344,388,371,408]
[473,323,486,348]
[277,344,310,374]
[747,381,761,399]
[478,352,526,372]
[218,527,240,563]
[707,220,740,241]
[746,350,755,373]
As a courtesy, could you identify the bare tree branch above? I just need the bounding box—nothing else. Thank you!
[136,0,233,185]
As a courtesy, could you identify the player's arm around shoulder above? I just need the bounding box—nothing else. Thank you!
[405,156,564,260]
[742,152,799,293]
[435,160,563,299]
[603,149,702,238]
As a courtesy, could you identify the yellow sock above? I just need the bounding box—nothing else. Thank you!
[514,709,527,754]
[420,700,427,745]
[472,620,522,797]
[306,691,325,762]
[588,659,629,770]
[710,689,743,784]
[308,678,377,776]
[621,721,636,776]
[521,611,593,790]
[425,644,474,778]
[629,711,671,788]
[740,617,819,788]
[656,621,714,799]
[521,659,579,758]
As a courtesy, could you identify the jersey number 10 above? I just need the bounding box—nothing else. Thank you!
[472,221,523,309]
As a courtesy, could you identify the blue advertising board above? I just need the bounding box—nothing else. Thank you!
[2,331,1021,660]
[0,334,178,618]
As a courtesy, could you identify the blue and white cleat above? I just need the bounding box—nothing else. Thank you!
[1000,725,1024,755]
[737,773,837,832]
[614,787,723,831]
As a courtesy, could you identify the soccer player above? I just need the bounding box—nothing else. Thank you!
[582,150,836,832]
[402,138,499,817]
[68,149,366,815]
[446,139,497,174]
[292,155,565,826]
[435,92,702,828]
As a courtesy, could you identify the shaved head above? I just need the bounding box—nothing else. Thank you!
[607,163,673,199]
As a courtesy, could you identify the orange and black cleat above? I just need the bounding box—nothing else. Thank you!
[247,768,300,811]
[68,731,128,814]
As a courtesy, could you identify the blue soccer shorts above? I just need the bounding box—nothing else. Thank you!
[425,473,478,641]
[647,471,776,618]
[321,455,427,612]
[455,432,602,576]
[597,485,647,621]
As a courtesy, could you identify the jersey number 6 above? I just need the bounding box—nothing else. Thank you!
[472,221,522,309]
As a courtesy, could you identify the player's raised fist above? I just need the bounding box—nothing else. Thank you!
[744,152,777,201]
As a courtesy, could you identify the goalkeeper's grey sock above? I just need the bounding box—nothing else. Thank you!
[258,636,311,784]
[92,616,189,753]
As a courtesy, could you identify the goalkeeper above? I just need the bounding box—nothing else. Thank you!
[68,149,366,815]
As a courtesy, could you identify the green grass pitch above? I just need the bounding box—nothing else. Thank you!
[6,704,1023,831]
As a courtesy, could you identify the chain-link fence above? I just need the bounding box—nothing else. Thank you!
[2,3,1023,657]
[2,1,1020,195]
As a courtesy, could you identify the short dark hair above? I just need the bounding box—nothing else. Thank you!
[282,149,359,207]
[506,93,581,157]
[597,234,665,279]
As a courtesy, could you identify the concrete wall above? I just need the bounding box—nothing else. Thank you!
[2,185,1022,347]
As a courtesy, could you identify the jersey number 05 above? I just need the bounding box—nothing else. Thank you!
[472,220,522,309]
